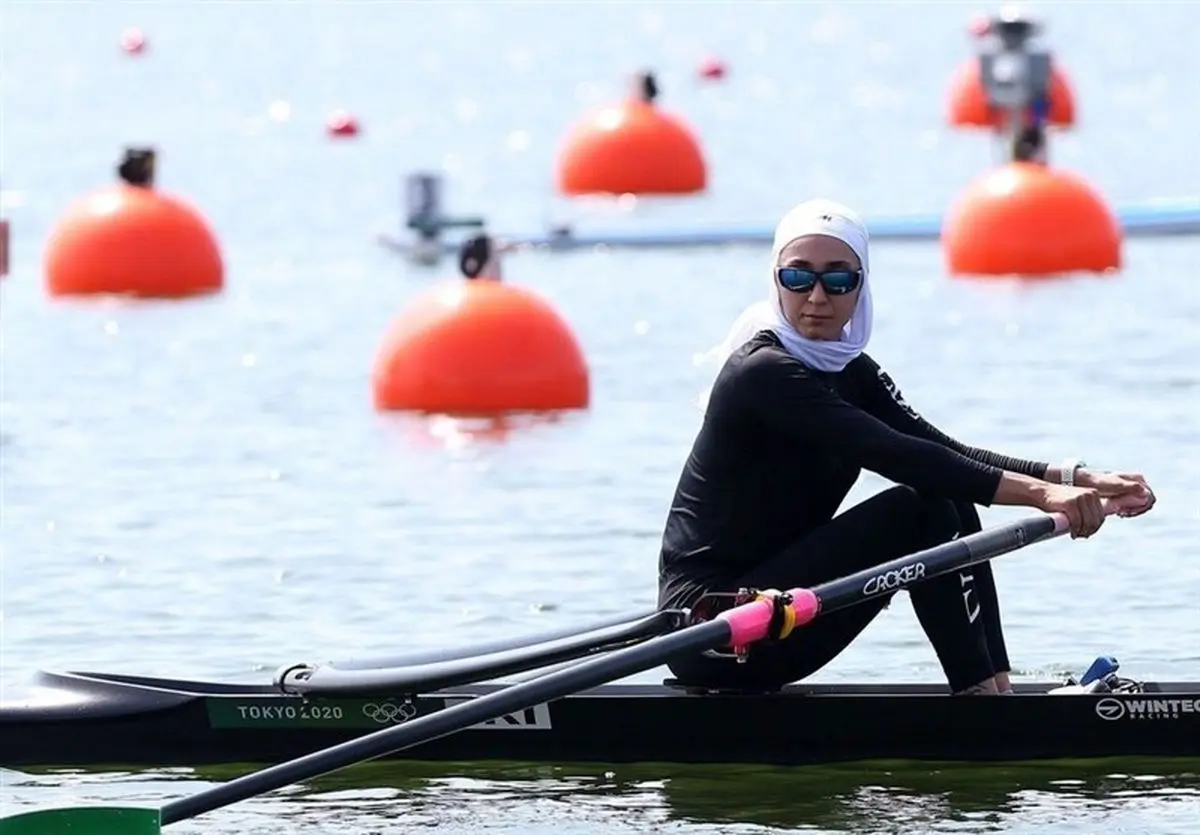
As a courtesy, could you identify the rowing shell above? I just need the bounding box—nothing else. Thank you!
[2,669,1197,768]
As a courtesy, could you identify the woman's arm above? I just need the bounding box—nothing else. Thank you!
[991,470,1051,506]
[990,469,1108,537]
[854,358,1110,536]
[737,355,1004,506]
[737,353,1108,535]
[864,361,1051,479]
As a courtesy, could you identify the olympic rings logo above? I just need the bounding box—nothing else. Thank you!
[362,701,418,724]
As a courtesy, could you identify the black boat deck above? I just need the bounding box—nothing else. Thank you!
[2,670,1199,769]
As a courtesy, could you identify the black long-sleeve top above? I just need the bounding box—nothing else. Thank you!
[658,330,1049,609]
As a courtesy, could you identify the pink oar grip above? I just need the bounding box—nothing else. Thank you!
[717,597,775,648]
[788,588,820,627]
[716,588,822,649]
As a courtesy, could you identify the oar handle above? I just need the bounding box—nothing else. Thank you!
[1045,495,1134,535]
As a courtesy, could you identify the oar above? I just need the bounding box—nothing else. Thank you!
[322,606,663,671]
[277,609,683,696]
[1,498,1131,834]
[699,496,1135,653]
[0,594,800,835]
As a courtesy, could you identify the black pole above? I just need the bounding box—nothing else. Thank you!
[161,510,1075,824]
[161,618,732,825]
[281,609,684,697]
[321,607,665,672]
[809,513,1059,616]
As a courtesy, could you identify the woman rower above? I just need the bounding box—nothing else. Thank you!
[656,199,1156,696]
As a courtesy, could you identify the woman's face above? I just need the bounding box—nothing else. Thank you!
[775,234,863,341]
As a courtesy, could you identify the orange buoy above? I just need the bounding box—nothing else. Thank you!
[556,71,706,196]
[942,162,1121,277]
[45,148,223,298]
[946,57,1076,129]
[372,280,589,415]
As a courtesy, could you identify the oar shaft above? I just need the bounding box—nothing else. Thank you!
[160,501,1131,826]
[323,607,664,671]
[282,610,682,697]
[798,504,1112,626]
[161,615,744,824]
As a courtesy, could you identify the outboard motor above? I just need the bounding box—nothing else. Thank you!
[403,171,486,266]
[971,7,1052,163]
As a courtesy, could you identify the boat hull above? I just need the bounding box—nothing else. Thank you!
[3,671,1199,768]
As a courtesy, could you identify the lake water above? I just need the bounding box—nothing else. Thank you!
[2,1,1198,832]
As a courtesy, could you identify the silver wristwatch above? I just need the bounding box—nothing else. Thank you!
[1059,458,1087,486]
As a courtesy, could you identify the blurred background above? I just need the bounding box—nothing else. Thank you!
[2,1,1199,833]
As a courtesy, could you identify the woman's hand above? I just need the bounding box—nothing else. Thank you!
[1035,484,1106,538]
[1075,470,1156,518]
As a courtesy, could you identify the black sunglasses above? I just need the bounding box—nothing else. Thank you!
[775,266,863,296]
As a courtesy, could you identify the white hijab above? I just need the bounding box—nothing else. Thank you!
[712,199,873,372]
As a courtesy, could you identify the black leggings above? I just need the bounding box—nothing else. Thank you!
[668,485,1011,693]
